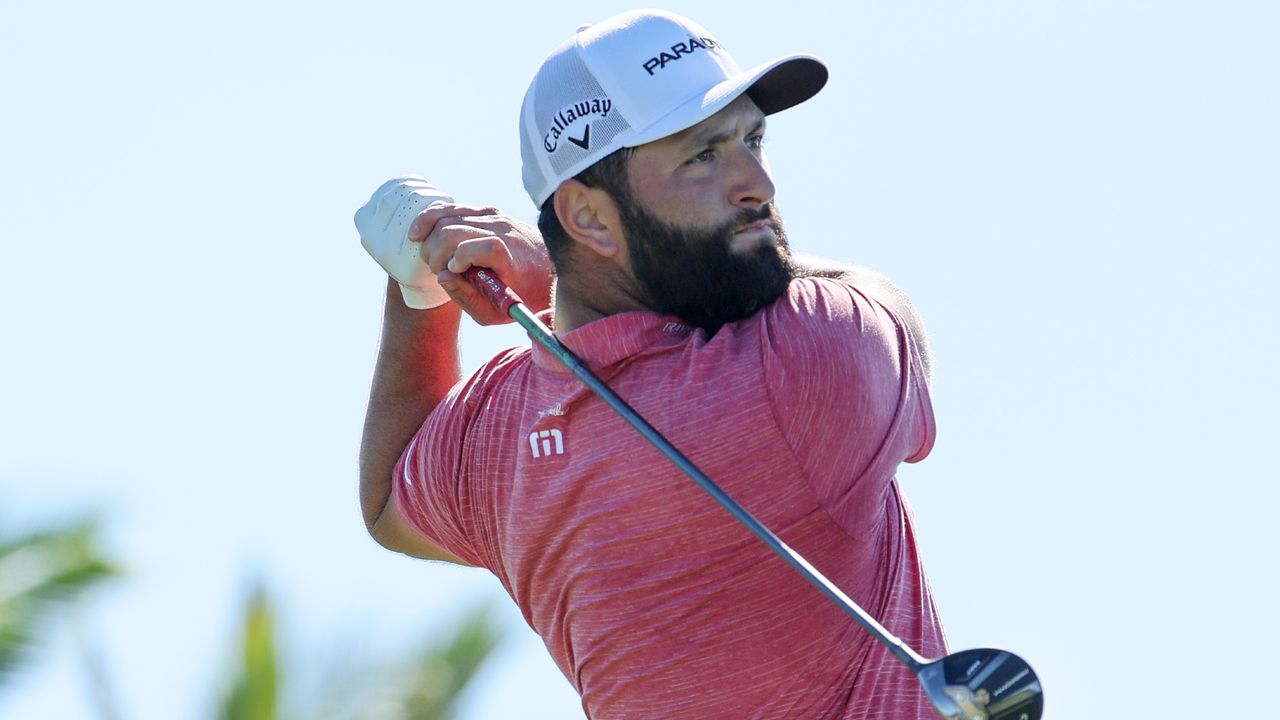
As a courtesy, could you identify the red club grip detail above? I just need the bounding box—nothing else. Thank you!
[463,267,523,316]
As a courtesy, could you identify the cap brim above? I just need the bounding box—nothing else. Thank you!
[623,54,828,148]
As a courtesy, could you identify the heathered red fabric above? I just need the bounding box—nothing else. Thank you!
[393,276,946,719]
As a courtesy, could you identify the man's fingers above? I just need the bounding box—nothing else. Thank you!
[421,226,514,275]
[446,235,514,275]
[416,212,518,241]
[408,205,449,242]
[438,203,499,217]
[438,271,480,309]
[408,202,501,241]
[421,224,483,274]
[439,271,509,326]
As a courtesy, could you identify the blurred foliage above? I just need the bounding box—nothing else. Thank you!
[0,516,116,684]
[1,514,501,720]
[215,590,501,720]
[397,605,501,720]
[217,586,279,720]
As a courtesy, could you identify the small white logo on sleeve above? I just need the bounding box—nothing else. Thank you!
[529,429,565,458]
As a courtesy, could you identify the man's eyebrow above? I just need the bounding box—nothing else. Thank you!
[681,115,767,149]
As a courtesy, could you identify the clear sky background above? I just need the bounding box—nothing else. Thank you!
[2,1,1276,718]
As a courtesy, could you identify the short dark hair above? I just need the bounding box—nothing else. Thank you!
[536,146,637,272]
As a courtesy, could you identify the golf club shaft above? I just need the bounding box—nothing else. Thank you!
[464,267,929,670]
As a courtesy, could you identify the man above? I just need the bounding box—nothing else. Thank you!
[357,9,944,719]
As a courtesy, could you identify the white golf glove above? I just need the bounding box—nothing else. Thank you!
[354,175,454,309]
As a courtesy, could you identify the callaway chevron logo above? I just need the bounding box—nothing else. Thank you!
[543,98,613,153]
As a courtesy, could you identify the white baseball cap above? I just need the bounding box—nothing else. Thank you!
[519,9,828,208]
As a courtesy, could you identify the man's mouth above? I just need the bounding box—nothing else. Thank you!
[730,219,777,252]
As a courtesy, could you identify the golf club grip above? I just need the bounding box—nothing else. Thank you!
[463,266,522,317]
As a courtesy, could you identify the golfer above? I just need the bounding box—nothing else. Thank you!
[357,9,945,718]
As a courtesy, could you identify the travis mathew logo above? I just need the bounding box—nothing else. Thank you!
[643,36,720,75]
[543,98,612,153]
[529,429,565,458]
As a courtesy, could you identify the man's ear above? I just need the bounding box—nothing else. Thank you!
[554,179,623,257]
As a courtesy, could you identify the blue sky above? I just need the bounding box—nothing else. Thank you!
[2,1,1277,718]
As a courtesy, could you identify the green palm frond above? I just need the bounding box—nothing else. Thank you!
[214,591,502,720]
[399,605,501,720]
[0,516,117,683]
[217,585,280,720]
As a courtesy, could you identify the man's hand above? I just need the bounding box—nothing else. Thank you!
[409,203,553,326]
[354,176,455,309]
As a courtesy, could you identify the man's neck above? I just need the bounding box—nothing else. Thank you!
[550,267,651,333]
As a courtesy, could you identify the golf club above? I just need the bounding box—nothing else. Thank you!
[463,267,1044,720]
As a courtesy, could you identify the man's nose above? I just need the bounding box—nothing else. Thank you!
[729,146,775,209]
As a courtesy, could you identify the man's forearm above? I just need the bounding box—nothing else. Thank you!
[359,278,463,533]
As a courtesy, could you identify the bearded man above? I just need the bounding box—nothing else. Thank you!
[357,9,943,718]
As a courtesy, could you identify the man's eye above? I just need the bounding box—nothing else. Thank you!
[747,135,767,150]
[688,149,715,164]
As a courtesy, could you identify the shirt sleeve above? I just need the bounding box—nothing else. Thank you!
[389,350,523,568]
[761,277,936,539]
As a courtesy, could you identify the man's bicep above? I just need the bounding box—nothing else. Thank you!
[370,496,476,566]
[763,277,903,459]
[857,271,931,382]
[382,401,486,568]
[763,276,936,533]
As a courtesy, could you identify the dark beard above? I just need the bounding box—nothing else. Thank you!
[621,200,795,335]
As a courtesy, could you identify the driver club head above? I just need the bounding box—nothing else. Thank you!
[916,648,1043,720]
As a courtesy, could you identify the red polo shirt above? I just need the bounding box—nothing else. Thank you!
[394,276,945,719]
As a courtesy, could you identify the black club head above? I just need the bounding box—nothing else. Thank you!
[916,648,1043,720]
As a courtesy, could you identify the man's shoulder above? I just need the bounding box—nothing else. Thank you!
[759,275,871,326]
[485,344,534,372]
[746,275,909,373]
[476,344,533,386]
[441,345,534,414]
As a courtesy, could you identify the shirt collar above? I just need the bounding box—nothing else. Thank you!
[530,309,694,373]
